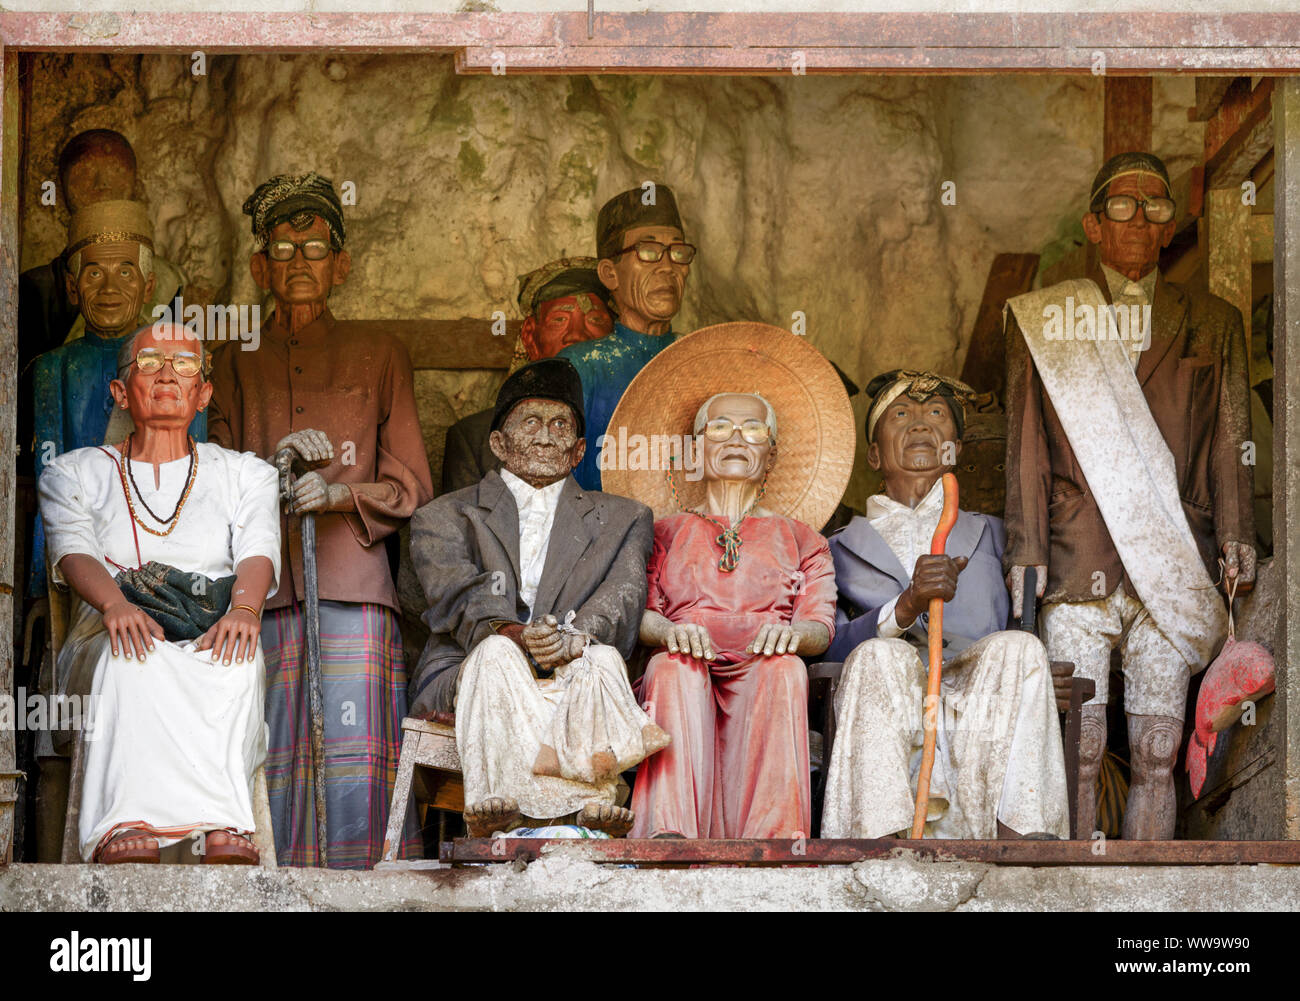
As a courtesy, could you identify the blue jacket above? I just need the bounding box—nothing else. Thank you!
[824,506,1009,663]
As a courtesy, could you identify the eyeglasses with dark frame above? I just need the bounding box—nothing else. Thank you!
[611,240,698,265]
[1098,195,1176,225]
[264,238,333,262]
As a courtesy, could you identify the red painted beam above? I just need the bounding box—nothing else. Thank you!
[3,12,1300,74]
[446,837,1300,867]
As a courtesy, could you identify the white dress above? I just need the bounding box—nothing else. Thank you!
[37,441,281,860]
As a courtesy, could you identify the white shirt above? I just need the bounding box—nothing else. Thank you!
[864,476,947,639]
[500,469,567,620]
[37,441,283,694]
[1101,264,1157,369]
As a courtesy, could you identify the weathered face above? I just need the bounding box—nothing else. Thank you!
[520,293,614,359]
[110,324,212,430]
[66,240,155,336]
[249,215,350,308]
[62,145,135,214]
[699,393,774,486]
[601,224,689,327]
[868,394,961,479]
[1082,172,1175,277]
[489,398,585,485]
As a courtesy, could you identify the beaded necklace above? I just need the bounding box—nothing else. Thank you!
[665,465,768,573]
[117,434,199,537]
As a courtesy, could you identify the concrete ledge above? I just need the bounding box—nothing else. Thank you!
[4,850,1300,911]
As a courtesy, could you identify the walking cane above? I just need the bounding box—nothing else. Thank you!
[274,447,329,867]
[910,472,960,839]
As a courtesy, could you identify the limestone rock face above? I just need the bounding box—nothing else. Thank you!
[22,55,1203,494]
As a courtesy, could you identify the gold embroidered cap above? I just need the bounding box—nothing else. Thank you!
[66,199,154,257]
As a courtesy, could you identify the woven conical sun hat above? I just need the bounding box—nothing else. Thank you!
[600,321,856,530]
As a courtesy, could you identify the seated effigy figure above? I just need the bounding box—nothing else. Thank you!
[820,370,1070,840]
[441,257,615,493]
[37,321,281,864]
[602,322,854,839]
[410,358,669,837]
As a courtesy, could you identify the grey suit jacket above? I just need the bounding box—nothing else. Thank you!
[408,469,654,713]
[824,507,1009,663]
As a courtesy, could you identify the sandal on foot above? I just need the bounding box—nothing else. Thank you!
[202,829,260,865]
[95,828,161,864]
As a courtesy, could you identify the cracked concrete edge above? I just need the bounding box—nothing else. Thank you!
[5,858,1300,911]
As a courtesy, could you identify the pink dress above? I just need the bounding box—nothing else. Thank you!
[629,512,836,839]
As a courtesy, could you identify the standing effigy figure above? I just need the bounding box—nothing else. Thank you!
[20,130,184,377]
[39,322,279,864]
[208,172,435,867]
[820,370,1069,840]
[442,257,614,493]
[603,323,854,839]
[559,184,694,491]
[411,359,667,836]
[1004,152,1254,841]
[30,200,204,597]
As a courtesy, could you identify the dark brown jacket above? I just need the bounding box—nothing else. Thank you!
[408,470,653,714]
[1003,265,1253,603]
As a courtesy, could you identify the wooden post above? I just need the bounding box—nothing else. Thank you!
[1096,78,1154,275]
[0,45,20,865]
[1103,77,1153,161]
[1274,78,1300,840]
[1204,189,1254,382]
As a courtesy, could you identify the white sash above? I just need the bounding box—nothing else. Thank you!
[1006,278,1226,672]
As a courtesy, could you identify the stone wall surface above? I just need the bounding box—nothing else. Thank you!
[4,857,1300,912]
[21,56,1205,487]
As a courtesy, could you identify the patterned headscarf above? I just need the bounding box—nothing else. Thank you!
[865,369,976,443]
[242,172,346,250]
[508,256,612,374]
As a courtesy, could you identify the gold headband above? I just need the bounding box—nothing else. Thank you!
[66,231,155,257]
[1090,168,1170,204]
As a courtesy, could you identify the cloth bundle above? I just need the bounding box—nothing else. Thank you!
[113,561,236,641]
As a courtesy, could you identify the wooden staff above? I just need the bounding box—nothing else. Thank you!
[275,447,329,867]
[911,472,960,839]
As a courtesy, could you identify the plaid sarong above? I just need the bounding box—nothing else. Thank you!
[261,600,418,868]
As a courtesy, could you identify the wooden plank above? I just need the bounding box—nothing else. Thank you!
[333,318,517,371]
[1206,79,1275,190]
[0,46,18,866]
[958,252,1039,400]
[1205,188,1254,381]
[5,12,1300,73]
[1193,76,1239,122]
[447,837,1300,867]
[1103,77,1152,162]
[1274,78,1300,839]
[1252,214,1275,263]
[1205,79,1256,162]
